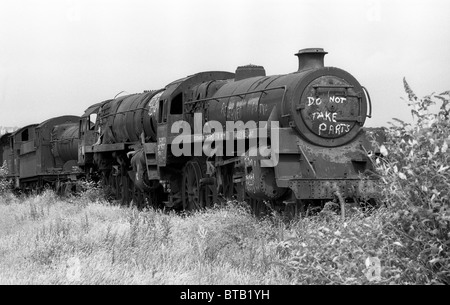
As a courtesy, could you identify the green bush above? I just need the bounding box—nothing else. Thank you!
[372,79,450,284]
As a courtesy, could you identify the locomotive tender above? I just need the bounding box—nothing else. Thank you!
[1,48,381,214]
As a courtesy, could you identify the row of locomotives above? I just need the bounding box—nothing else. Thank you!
[2,116,83,193]
[140,48,381,216]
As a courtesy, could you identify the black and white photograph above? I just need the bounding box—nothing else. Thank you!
[0,0,449,290]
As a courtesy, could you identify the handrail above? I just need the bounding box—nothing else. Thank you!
[362,86,372,118]
[184,86,287,105]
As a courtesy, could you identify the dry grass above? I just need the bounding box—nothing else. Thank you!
[0,190,434,285]
[0,191,280,284]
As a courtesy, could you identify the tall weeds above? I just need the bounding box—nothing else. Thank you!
[372,79,450,284]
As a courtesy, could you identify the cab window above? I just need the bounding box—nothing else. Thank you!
[170,92,183,115]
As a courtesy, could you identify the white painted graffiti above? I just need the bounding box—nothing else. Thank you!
[318,123,351,136]
[221,97,267,121]
[158,137,166,157]
[307,95,351,136]
[245,172,256,193]
[170,114,280,167]
[311,111,337,123]
[148,91,164,116]
[307,96,347,106]
[329,96,347,103]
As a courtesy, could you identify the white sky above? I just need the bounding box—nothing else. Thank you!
[0,0,449,128]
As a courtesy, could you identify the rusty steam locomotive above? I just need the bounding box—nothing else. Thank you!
[0,48,383,214]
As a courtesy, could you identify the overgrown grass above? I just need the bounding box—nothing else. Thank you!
[0,188,439,285]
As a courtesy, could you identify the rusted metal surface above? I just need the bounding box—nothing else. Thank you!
[92,143,125,152]
[206,75,286,125]
[288,179,378,200]
[36,116,80,175]
[51,123,79,163]
[235,64,266,81]
[96,90,164,145]
[244,150,287,201]
[11,124,38,179]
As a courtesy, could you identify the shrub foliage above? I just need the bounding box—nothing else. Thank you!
[373,79,450,284]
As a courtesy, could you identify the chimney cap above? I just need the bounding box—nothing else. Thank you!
[295,48,328,56]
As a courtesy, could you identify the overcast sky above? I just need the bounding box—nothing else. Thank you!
[0,0,449,128]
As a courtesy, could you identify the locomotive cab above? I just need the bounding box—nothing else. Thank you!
[78,102,105,168]
[155,71,235,167]
[11,124,38,188]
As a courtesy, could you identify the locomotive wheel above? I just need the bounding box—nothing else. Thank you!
[249,197,267,217]
[105,171,117,201]
[201,183,217,208]
[110,170,121,201]
[130,181,144,208]
[216,163,249,204]
[121,174,130,205]
[182,161,204,211]
[283,201,302,219]
[234,180,246,202]
[217,164,235,200]
[100,171,112,200]
[113,173,124,202]
[105,166,131,205]
[144,181,162,209]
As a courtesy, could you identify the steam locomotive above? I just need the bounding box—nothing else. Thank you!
[0,48,383,214]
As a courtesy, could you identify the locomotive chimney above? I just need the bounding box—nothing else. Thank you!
[295,48,328,72]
